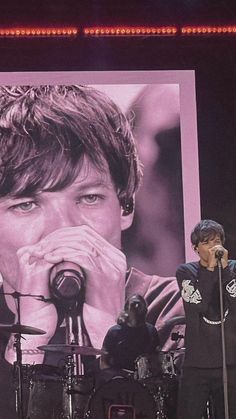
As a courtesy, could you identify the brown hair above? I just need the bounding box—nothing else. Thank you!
[0,85,142,207]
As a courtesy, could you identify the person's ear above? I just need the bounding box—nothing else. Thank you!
[121,197,135,231]
[192,244,199,254]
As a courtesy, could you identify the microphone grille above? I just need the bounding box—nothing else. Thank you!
[50,265,85,301]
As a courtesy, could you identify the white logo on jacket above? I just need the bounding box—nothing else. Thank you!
[181,279,202,304]
[226,279,236,297]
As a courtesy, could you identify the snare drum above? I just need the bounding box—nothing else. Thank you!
[84,376,157,419]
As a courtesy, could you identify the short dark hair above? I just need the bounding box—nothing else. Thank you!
[191,219,225,248]
[0,85,142,206]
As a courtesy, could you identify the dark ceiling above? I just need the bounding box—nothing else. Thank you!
[0,0,235,26]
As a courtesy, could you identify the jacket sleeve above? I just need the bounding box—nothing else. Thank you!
[224,261,236,311]
[176,263,218,314]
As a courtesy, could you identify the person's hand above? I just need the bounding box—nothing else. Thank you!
[4,247,58,364]
[207,244,228,270]
[30,225,127,349]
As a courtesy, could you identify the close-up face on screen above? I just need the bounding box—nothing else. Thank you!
[91,75,200,276]
[106,83,185,277]
[0,71,200,419]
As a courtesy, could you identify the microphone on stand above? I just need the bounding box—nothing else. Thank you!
[49,262,85,304]
[50,262,86,378]
[215,248,224,260]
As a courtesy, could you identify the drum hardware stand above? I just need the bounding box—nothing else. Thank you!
[205,397,215,419]
[65,308,84,376]
[217,256,229,419]
[63,354,77,419]
[8,291,25,419]
[63,304,85,418]
[13,329,24,419]
[0,290,48,419]
[153,385,167,419]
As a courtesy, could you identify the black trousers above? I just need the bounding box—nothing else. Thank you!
[178,366,236,419]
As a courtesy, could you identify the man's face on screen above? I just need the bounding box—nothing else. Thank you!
[0,156,132,288]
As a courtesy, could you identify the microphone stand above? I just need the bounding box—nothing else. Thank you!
[217,256,229,419]
[63,301,84,419]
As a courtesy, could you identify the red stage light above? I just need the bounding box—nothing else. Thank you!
[181,25,236,36]
[0,27,78,37]
[83,26,178,37]
[0,24,235,39]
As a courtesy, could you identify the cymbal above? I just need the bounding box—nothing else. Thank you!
[164,316,186,327]
[38,344,104,356]
[0,324,46,335]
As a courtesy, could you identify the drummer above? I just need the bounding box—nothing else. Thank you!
[100,294,160,376]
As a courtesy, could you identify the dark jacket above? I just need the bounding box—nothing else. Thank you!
[176,260,236,368]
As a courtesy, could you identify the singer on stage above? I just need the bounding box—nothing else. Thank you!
[0,85,184,418]
[176,219,236,419]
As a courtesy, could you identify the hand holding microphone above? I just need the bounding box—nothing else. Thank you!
[215,247,225,260]
[213,245,228,269]
[206,244,228,271]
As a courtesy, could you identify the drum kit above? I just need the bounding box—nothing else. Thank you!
[0,317,186,419]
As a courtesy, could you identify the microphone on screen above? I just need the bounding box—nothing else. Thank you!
[49,261,85,303]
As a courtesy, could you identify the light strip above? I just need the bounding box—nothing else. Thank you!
[0,27,78,37]
[83,26,178,36]
[0,25,235,38]
[181,26,236,35]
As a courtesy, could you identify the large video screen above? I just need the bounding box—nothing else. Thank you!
[0,70,200,418]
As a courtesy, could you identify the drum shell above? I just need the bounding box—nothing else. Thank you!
[134,353,178,419]
[84,376,157,419]
[26,364,64,419]
[27,365,95,419]
[159,352,176,376]
[135,352,176,381]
